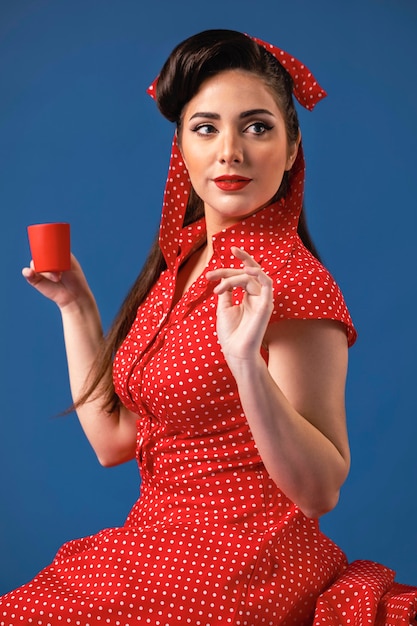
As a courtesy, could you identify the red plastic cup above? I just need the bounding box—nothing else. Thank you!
[27,222,71,273]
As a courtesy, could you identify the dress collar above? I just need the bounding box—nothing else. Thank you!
[147,34,325,272]
[177,199,299,271]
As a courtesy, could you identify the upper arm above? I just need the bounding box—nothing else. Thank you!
[264,318,351,464]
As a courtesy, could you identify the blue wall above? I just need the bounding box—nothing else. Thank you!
[1,0,416,594]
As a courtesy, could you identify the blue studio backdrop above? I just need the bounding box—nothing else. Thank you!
[1,0,416,595]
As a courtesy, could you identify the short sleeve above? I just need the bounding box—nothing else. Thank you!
[267,242,357,347]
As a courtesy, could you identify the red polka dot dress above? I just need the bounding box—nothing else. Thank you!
[2,203,416,625]
[2,31,417,626]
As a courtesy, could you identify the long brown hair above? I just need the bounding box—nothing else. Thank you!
[77,29,321,413]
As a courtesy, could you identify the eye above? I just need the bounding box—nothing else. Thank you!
[245,122,273,135]
[191,123,217,136]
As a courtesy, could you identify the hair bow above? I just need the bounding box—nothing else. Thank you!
[147,34,326,271]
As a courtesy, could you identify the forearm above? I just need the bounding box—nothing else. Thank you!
[60,300,136,465]
[60,298,103,403]
[22,257,137,465]
[230,354,350,518]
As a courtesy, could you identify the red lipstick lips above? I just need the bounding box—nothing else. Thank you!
[214,175,251,191]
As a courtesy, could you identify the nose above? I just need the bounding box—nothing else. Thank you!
[218,129,243,164]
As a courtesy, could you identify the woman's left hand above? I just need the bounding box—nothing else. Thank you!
[206,247,274,362]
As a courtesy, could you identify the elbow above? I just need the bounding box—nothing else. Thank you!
[299,489,341,520]
[97,454,119,468]
[301,457,350,519]
[96,447,136,468]
[90,427,137,468]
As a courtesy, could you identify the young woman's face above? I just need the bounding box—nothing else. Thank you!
[179,69,299,231]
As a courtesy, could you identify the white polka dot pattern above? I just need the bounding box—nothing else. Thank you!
[2,32,417,625]
[1,206,416,623]
[248,35,327,111]
[313,560,417,624]
[146,32,327,273]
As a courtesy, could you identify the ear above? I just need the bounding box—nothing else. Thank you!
[285,131,301,171]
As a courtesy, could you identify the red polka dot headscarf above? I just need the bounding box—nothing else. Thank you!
[147,33,327,272]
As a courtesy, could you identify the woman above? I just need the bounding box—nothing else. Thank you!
[2,29,416,625]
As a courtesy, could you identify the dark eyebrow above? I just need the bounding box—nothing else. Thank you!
[239,109,275,119]
[189,112,220,121]
[188,108,276,122]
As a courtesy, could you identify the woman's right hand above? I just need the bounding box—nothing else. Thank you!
[22,252,137,465]
[22,253,95,311]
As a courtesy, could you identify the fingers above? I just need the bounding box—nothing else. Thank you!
[206,247,271,295]
[39,271,63,283]
[207,265,264,282]
[206,247,260,278]
[22,266,45,285]
[229,245,260,267]
[22,265,63,284]
[213,270,271,296]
